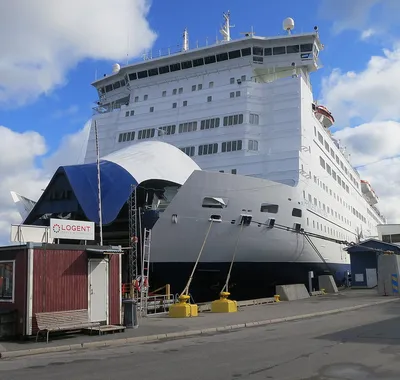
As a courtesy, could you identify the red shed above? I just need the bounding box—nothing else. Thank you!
[0,243,122,337]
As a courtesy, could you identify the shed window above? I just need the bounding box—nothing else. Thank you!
[292,208,302,217]
[0,261,14,301]
[260,204,279,213]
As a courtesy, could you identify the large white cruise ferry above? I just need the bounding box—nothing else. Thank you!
[85,13,386,299]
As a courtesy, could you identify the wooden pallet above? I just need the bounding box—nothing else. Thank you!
[86,325,126,335]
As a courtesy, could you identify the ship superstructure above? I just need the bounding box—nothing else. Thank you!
[84,13,386,298]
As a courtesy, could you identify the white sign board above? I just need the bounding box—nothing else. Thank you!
[49,219,95,241]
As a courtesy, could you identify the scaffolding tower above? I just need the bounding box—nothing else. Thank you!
[128,184,138,298]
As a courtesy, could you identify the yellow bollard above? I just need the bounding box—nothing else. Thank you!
[274,294,280,302]
[211,292,238,313]
[169,295,198,318]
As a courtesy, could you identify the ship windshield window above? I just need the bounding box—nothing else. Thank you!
[300,43,313,52]
[202,197,227,209]
[148,68,159,76]
[260,204,279,213]
[181,60,192,69]
[113,81,121,89]
[137,70,148,79]
[128,73,137,81]
[273,46,286,55]
[105,84,113,92]
[264,48,272,56]
[252,46,263,56]
[170,63,181,72]
[287,45,300,54]
[292,208,302,217]
[193,58,204,67]
[159,65,170,74]
[204,55,216,64]
[120,80,125,86]
[241,47,251,56]
[229,50,241,59]
[216,52,229,62]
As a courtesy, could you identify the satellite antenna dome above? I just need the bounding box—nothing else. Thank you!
[112,63,121,73]
[283,17,295,34]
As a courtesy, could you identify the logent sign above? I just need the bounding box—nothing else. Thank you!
[49,219,95,241]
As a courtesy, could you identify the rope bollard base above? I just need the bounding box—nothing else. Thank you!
[169,295,198,318]
[211,292,238,313]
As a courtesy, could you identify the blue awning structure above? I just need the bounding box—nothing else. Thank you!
[25,160,137,225]
[345,239,400,254]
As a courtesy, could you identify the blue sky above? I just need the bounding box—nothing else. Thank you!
[2,0,400,241]
[0,0,387,159]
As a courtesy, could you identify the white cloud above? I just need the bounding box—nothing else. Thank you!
[0,123,90,245]
[319,0,400,37]
[322,44,400,223]
[0,0,156,107]
[361,28,376,40]
[321,46,400,126]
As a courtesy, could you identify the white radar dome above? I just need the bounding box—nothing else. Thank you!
[112,63,121,73]
[283,17,295,32]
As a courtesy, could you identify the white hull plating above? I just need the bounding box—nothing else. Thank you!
[151,170,350,267]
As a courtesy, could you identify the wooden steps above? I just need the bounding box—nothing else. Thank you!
[85,325,126,335]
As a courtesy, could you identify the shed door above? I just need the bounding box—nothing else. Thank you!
[366,268,377,288]
[89,259,108,323]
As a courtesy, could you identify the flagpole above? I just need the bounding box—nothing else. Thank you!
[94,120,103,246]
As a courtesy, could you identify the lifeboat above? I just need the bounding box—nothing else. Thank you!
[313,104,335,128]
[361,180,378,205]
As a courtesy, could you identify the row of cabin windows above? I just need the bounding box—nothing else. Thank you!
[118,125,175,142]
[304,190,352,227]
[99,43,314,94]
[314,126,359,190]
[119,112,257,143]
[201,198,302,219]
[312,172,363,226]
[125,91,245,117]
[307,218,352,242]
[180,139,258,157]
[367,207,383,225]
[319,156,350,193]
[319,156,366,223]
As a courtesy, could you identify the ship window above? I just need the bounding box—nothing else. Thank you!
[336,156,340,164]
[172,89,177,95]
[181,60,192,69]
[346,184,349,193]
[326,164,331,175]
[193,58,204,67]
[118,134,123,142]
[128,73,137,81]
[236,91,241,97]
[125,111,129,117]
[241,47,251,56]
[198,143,218,156]
[264,48,272,56]
[130,110,134,116]
[287,45,300,54]
[330,148,335,159]
[332,170,336,180]
[113,81,121,90]
[170,63,181,72]
[320,156,325,169]
[178,87,183,94]
[172,102,177,108]
[231,169,237,174]
[105,84,113,92]
[138,70,148,79]
[248,140,258,151]
[252,46,263,56]
[180,146,195,157]
[183,100,187,106]
[273,46,286,55]
[150,106,154,112]
[324,141,329,151]
[120,80,126,86]
[253,56,263,63]
[250,113,259,125]
[230,92,235,98]
[207,96,212,102]
[192,85,196,91]
[260,204,279,213]
[209,81,214,88]
[159,65,170,74]
[144,94,148,101]
[204,55,216,64]
[134,96,139,102]
[216,52,229,62]
[318,132,323,144]
[300,43,313,52]
[148,68,158,76]
[229,50,241,59]
[230,77,235,84]
[198,84,202,90]
[202,197,227,209]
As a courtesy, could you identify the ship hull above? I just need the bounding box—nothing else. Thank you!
[148,170,351,300]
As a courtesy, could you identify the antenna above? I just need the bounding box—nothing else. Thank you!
[283,17,295,35]
[182,27,189,51]
[220,10,234,42]
[94,120,103,246]
[240,26,255,38]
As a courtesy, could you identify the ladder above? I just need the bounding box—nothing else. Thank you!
[140,228,152,315]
